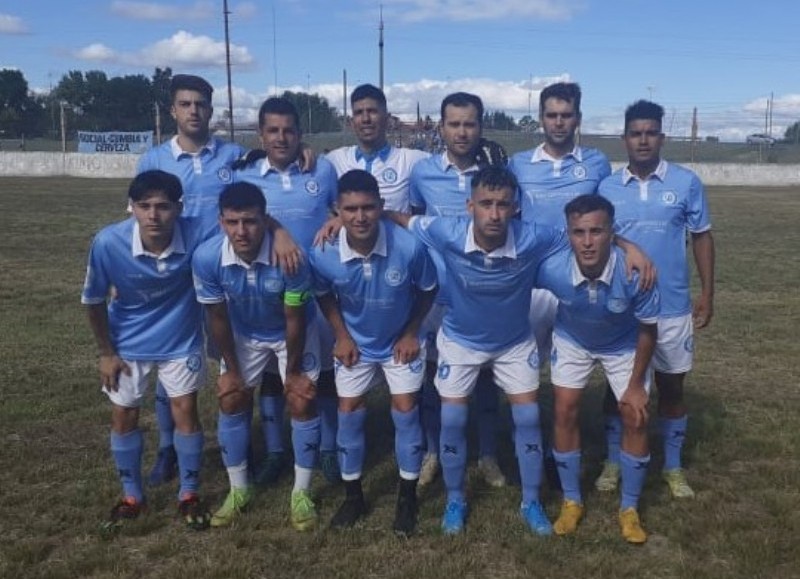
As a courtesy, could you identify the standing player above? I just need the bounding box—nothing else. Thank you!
[536,194,659,543]
[408,92,509,488]
[83,170,213,531]
[325,84,429,213]
[309,170,437,535]
[598,100,715,499]
[135,74,244,487]
[232,97,340,485]
[192,182,321,530]
[388,166,564,536]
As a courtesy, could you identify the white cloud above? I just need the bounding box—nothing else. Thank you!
[0,13,28,34]
[74,43,118,62]
[378,0,581,23]
[137,31,254,67]
[110,1,214,21]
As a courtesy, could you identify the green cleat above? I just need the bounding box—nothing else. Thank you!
[663,468,695,499]
[211,486,253,528]
[290,489,318,531]
[594,461,621,492]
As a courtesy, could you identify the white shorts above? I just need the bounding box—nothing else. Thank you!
[335,347,427,398]
[103,352,207,408]
[434,330,539,398]
[223,321,321,387]
[420,303,445,362]
[653,314,694,374]
[550,333,652,400]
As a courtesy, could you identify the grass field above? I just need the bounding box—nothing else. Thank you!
[0,178,798,579]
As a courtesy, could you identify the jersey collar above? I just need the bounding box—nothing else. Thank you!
[169,135,217,159]
[340,221,387,262]
[570,249,616,286]
[465,221,517,259]
[131,220,186,258]
[220,233,272,268]
[259,157,302,176]
[531,143,583,164]
[355,143,392,164]
[622,159,668,184]
[440,151,479,174]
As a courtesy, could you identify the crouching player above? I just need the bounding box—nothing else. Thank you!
[309,170,437,535]
[82,170,213,531]
[191,182,322,530]
[536,194,659,543]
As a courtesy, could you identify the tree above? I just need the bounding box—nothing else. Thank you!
[784,120,800,144]
[483,110,516,131]
[518,115,540,133]
[279,90,342,133]
[0,69,48,137]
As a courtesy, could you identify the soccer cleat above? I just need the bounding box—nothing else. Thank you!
[520,501,553,536]
[178,494,211,531]
[553,499,584,536]
[210,486,253,528]
[594,461,621,492]
[441,500,468,535]
[392,481,418,536]
[662,468,696,499]
[330,495,367,529]
[254,452,287,486]
[619,507,647,544]
[418,453,440,487]
[290,489,318,531]
[477,456,507,488]
[147,446,177,487]
[320,450,341,484]
[101,496,146,534]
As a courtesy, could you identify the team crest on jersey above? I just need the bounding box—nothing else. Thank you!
[382,168,398,184]
[217,167,233,183]
[264,278,283,293]
[438,363,451,380]
[302,352,318,372]
[527,350,539,370]
[186,353,202,373]
[683,335,694,353]
[661,191,678,205]
[304,179,320,196]
[409,358,424,374]
[607,297,629,313]
[384,267,406,286]
[572,165,587,180]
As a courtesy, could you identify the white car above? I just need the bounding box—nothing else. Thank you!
[746,133,776,146]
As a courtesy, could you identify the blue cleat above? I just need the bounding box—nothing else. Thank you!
[520,501,553,536]
[441,500,468,535]
[147,446,177,487]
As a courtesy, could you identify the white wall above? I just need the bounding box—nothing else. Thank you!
[2,152,800,186]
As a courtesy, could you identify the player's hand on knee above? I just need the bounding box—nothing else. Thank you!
[619,384,649,429]
[99,354,130,392]
[284,372,317,401]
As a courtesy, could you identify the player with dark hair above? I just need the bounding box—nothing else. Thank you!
[597,99,715,501]
[192,181,321,530]
[535,193,659,543]
[309,169,437,535]
[409,92,509,489]
[83,170,215,532]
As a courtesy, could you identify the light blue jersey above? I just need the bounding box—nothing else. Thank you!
[409,216,566,352]
[309,220,437,361]
[536,246,660,354]
[509,145,611,227]
[136,136,245,234]
[599,160,711,317]
[81,217,208,360]
[233,157,337,250]
[409,153,478,217]
[325,144,429,213]
[192,233,313,342]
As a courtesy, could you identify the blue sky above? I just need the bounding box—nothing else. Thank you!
[2,0,799,141]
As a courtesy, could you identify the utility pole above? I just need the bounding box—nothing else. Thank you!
[378,5,384,91]
[154,101,161,144]
[342,69,348,133]
[690,107,698,163]
[223,0,235,140]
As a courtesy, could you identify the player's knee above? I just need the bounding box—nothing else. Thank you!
[554,400,579,429]
[219,390,251,415]
[619,404,647,433]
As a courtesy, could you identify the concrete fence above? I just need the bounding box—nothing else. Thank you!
[2,152,800,186]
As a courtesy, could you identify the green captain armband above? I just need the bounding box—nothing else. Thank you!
[284,290,312,307]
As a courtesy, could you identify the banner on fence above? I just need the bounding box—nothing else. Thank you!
[77,131,153,154]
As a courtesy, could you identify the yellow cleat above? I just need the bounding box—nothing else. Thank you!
[619,507,647,544]
[553,499,584,536]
